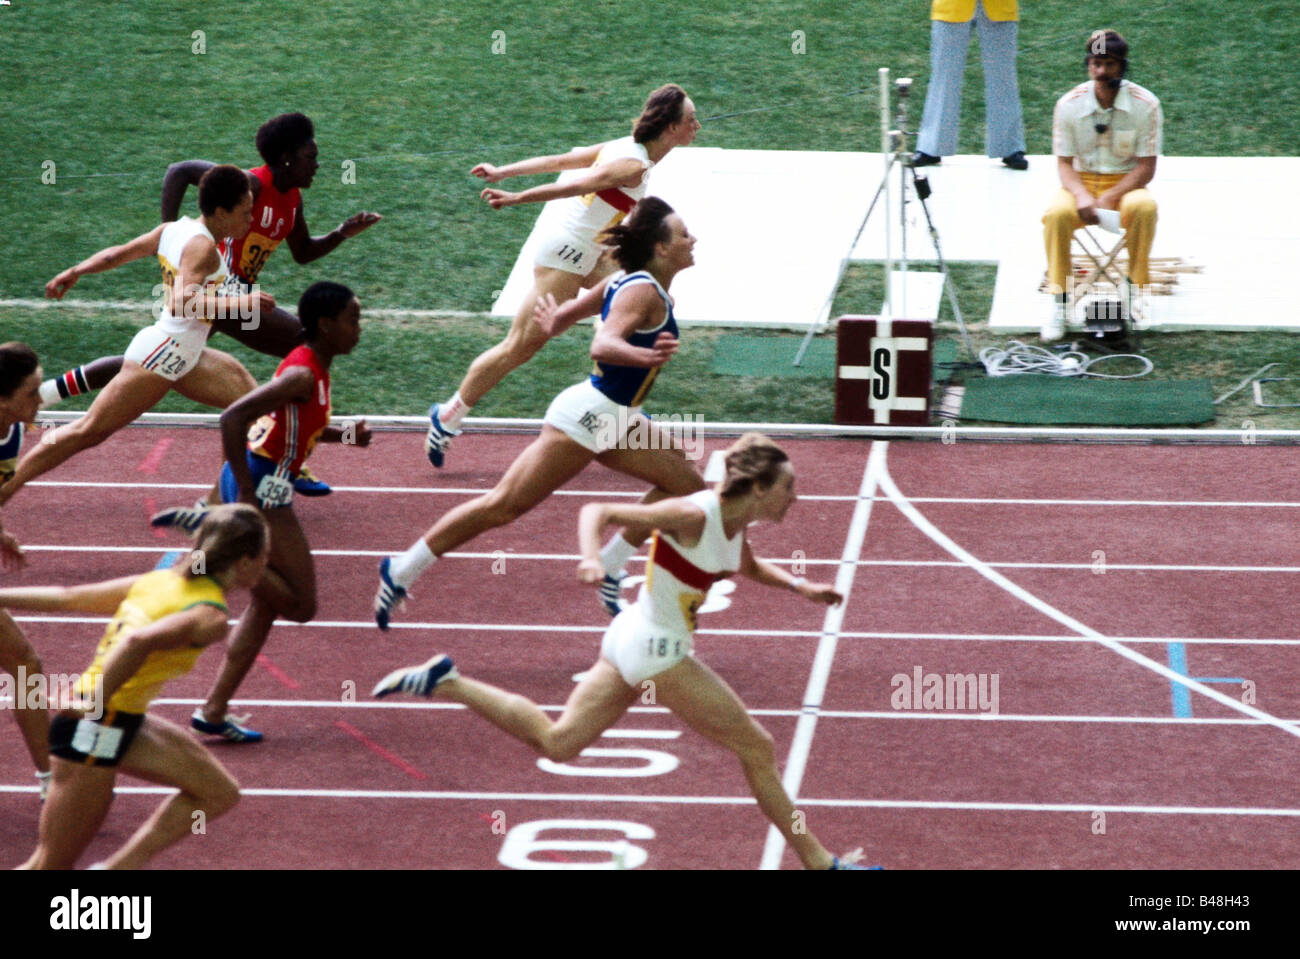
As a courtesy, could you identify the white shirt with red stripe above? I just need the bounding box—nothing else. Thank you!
[561,136,653,246]
[1052,79,1162,175]
[637,490,744,636]
[155,217,227,338]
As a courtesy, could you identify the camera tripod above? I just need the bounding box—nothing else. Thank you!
[795,68,976,366]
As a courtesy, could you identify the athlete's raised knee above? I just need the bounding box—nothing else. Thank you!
[499,330,548,367]
[196,772,241,818]
[280,596,316,624]
[478,491,534,528]
[539,732,586,764]
[61,417,117,450]
[0,639,41,678]
[663,466,705,496]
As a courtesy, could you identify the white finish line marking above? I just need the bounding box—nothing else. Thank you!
[875,446,1300,741]
[759,440,885,870]
[1,784,1295,819]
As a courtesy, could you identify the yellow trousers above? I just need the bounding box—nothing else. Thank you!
[1042,171,1158,293]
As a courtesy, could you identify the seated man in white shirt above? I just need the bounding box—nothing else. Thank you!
[1042,30,1162,340]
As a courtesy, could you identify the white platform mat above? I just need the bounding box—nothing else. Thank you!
[491,149,1298,333]
[490,147,877,330]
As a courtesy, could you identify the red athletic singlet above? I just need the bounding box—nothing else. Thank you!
[247,345,331,475]
[221,165,300,284]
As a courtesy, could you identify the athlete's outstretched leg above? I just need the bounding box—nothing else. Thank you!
[39,355,124,408]
[425,266,591,467]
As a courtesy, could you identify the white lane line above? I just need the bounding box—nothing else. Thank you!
[0,784,1295,818]
[32,478,1300,509]
[876,449,1300,741]
[122,697,1300,727]
[29,480,649,497]
[23,544,1300,576]
[794,798,1300,816]
[0,297,486,319]
[896,497,1300,509]
[15,615,1300,647]
[7,615,804,637]
[758,440,886,871]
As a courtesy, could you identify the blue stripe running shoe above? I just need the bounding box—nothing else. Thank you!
[424,403,460,469]
[190,709,263,743]
[372,654,458,698]
[150,500,210,534]
[599,571,627,618]
[293,465,332,496]
[373,556,409,631]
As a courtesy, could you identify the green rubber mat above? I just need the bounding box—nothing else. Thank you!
[710,336,961,378]
[710,335,836,378]
[959,376,1216,426]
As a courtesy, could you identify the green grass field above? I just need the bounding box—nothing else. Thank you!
[2,1,1296,424]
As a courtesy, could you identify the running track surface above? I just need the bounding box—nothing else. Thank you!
[3,426,1300,870]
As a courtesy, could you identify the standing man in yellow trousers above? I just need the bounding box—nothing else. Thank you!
[912,0,1028,171]
[1042,30,1162,340]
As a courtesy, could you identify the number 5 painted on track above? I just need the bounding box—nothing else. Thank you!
[537,729,682,777]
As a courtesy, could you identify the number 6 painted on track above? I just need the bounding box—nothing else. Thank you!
[498,819,654,870]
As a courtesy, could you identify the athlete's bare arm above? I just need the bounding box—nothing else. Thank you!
[470,143,605,183]
[45,224,168,299]
[160,160,217,221]
[285,199,382,265]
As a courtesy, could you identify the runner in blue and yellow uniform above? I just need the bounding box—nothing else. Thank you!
[423,84,700,469]
[151,281,371,743]
[0,342,52,799]
[0,504,269,870]
[374,197,706,629]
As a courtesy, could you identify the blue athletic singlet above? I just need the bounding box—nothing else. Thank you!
[0,422,23,484]
[589,271,678,408]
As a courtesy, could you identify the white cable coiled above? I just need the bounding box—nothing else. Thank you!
[978,341,1153,379]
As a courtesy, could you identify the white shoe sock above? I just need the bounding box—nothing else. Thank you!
[390,539,437,587]
[1041,295,1068,341]
[441,393,471,432]
[600,534,637,577]
[38,379,63,408]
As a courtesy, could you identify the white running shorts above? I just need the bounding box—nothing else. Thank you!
[600,605,694,686]
[123,322,207,382]
[543,380,644,454]
[532,230,604,276]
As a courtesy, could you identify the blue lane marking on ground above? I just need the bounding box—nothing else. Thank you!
[1167,642,1192,718]
[154,550,184,571]
[1191,677,1245,684]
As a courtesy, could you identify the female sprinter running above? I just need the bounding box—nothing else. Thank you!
[152,281,370,742]
[3,503,269,870]
[423,83,699,468]
[373,433,872,869]
[0,165,264,514]
[373,196,704,630]
[44,113,380,495]
[160,112,382,357]
[0,342,51,798]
